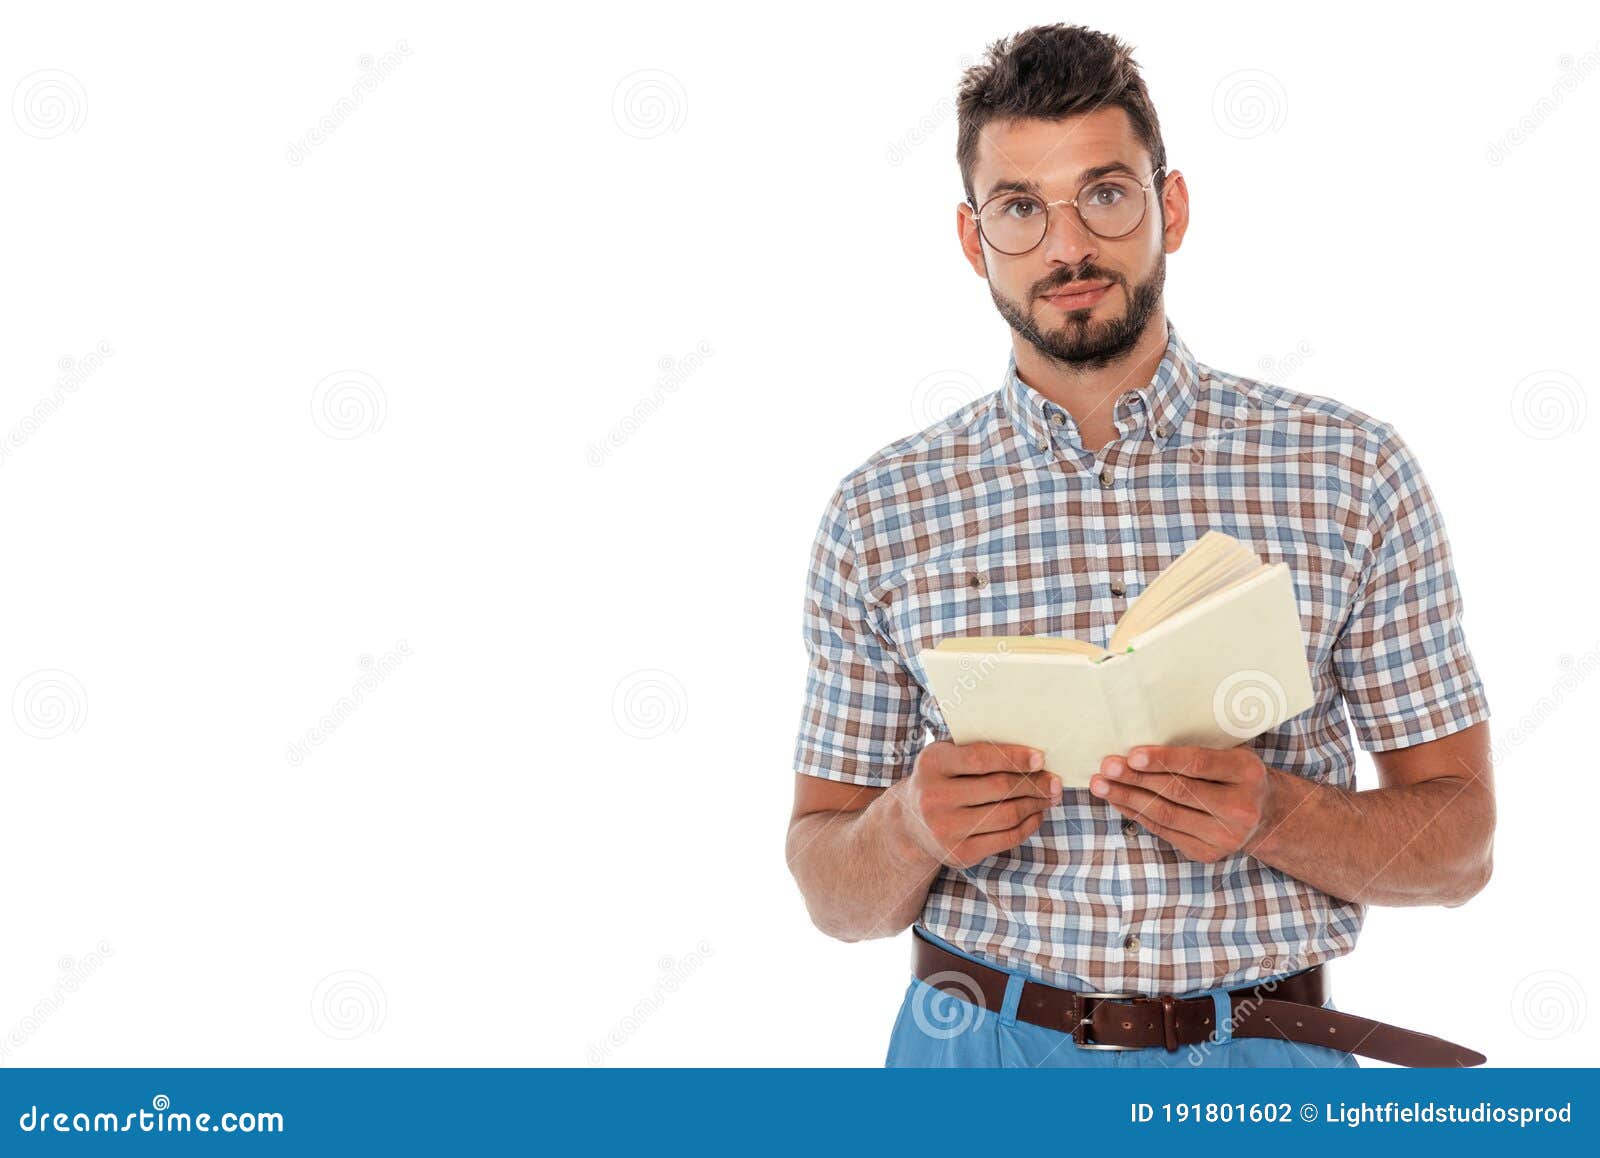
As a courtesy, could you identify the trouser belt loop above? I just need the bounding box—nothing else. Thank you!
[1206,988,1234,1046]
[998,973,1025,1028]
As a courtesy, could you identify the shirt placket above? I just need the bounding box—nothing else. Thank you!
[1094,390,1156,992]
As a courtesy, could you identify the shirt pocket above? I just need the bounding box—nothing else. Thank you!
[880,554,1068,679]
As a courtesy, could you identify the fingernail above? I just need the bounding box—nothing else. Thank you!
[1104,758,1124,779]
[1129,750,1150,769]
[1090,777,1110,797]
[1048,776,1062,799]
[1029,752,1044,771]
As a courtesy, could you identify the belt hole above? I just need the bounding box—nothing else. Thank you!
[1122,1021,1132,1029]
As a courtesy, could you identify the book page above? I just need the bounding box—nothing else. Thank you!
[934,635,1110,660]
[1108,533,1264,650]
[1121,564,1315,748]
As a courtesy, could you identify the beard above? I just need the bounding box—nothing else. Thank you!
[988,251,1165,370]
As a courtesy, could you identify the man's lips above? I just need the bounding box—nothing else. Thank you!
[1040,281,1113,309]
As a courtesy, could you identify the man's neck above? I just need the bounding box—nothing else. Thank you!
[1012,317,1170,452]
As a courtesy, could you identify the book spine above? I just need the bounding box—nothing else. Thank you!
[1097,652,1161,754]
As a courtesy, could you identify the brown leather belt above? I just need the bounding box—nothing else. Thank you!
[913,929,1484,1067]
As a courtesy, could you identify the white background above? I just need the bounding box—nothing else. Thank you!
[1,1,1596,1068]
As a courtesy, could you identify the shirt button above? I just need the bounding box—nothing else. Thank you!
[1122,820,1138,837]
[1098,468,1114,488]
[1154,423,1170,439]
[1050,412,1065,426]
[1124,935,1141,952]
[1037,440,1049,453]
[969,573,988,589]
[1110,579,1126,597]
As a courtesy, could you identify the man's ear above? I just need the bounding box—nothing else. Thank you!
[1160,170,1190,254]
[957,202,988,278]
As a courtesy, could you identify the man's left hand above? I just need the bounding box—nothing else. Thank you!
[1090,746,1279,863]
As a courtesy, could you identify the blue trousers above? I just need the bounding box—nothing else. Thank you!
[886,928,1358,1068]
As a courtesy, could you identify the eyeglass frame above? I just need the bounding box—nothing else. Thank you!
[967,166,1169,254]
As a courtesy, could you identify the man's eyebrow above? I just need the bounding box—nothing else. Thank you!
[978,161,1141,203]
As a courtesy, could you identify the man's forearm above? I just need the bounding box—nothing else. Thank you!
[1248,769,1495,907]
[786,783,942,942]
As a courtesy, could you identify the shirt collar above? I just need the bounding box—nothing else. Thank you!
[999,319,1203,459]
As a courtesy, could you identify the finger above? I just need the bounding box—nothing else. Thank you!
[1124,745,1244,783]
[1089,778,1224,841]
[1121,813,1227,864]
[1096,760,1216,808]
[940,742,1044,776]
[954,770,1062,805]
[951,810,1044,865]
[955,793,1053,837]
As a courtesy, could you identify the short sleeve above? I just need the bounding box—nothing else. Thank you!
[792,485,924,787]
[1331,426,1491,751]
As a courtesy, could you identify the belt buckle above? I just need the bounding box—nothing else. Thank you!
[1075,990,1144,1051]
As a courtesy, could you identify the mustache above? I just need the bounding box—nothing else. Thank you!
[1035,266,1121,296]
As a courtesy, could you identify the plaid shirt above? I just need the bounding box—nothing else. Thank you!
[793,319,1490,995]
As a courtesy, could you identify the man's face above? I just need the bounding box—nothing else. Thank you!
[959,107,1185,369]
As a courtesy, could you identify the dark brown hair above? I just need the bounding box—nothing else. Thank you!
[956,24,1167,205]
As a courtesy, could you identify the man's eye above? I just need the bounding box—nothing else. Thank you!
[1002,198,1042,219]
[1086,184,1126,206]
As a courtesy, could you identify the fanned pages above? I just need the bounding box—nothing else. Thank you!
[918,532,1314,788]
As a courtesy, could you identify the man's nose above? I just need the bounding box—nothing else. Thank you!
[1038,205,1099,267]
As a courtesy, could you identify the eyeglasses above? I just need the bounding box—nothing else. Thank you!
[970,167,1167,254]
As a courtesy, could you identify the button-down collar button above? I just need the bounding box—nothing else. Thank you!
[1154,423,1170,439]
[1123,934,1141,952]
[1049,411,1064,426]
[1122,820,1138,837]
[1098,467,1114,488]
[1110,578,1126,597]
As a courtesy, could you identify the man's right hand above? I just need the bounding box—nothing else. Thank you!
[891,741,1061,869]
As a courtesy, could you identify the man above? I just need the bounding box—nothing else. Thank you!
[786,24,1494,1068]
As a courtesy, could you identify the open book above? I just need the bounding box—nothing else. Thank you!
[917,531,1314,788]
